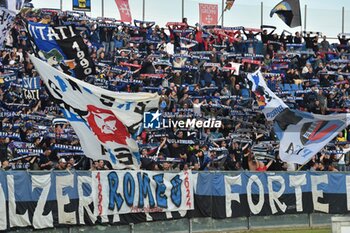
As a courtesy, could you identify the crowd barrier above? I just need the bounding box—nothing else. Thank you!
[0,170,349,230]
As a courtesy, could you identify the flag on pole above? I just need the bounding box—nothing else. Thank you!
[224,0,235,11]
[29,54,159,170]
[247,69,350,165]
[270,0,301,28]
[114,0,132,23]
[199,3,218,25]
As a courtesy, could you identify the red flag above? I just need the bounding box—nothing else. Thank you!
[114,0,132,23]
[199,3,218,25]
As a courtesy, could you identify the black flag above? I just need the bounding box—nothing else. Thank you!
[270,0,301,28]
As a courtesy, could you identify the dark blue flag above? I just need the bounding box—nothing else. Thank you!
[270,0,301,28]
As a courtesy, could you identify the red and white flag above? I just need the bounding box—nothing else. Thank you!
[29,54,159,170]
[115,0,132,23]
[199,3,218,25]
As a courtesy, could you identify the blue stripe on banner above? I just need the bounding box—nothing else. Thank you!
[212,173,225,196]
[196,173,214,196]
[195,172,349,196]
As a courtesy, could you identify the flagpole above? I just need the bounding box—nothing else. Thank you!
[300,5,303,35]
[342,6,345,34]
[60,0,63,11]
[297,162,307,171]
[142,0,145,21]
[304,4,307,32]
[102,0,104,17]
[221,0,224,26]
[182,0,184,20]
[260,1,263,27]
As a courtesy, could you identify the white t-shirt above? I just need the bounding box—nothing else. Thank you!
[286,162,296,171]
[166,43,174,55]
[337,153,345,165]
[193,103,202,116]
[302,66,309,74]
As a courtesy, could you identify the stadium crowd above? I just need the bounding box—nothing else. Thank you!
[1,8,350,172]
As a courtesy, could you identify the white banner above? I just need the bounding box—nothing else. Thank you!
[0,0,24,47]
[92,170,194,215]
[29,54,159,170]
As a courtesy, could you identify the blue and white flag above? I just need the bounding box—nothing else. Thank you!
[0,7,16,47]
[29,54,159,170]
[274,110,350,165]
[247,69,288,121]
[247,69,350,165]
[26,21,96,79]
[0,0,24,13]
[0,0,24,47]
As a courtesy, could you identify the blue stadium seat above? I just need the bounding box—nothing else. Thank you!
[188,85,195,91]
[283,84,291,91]
[278,83,284,91]
[291,84,298,91]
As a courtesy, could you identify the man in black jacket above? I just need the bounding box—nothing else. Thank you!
[99,27,113,55]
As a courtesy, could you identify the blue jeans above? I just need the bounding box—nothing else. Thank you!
[102,42,110,54]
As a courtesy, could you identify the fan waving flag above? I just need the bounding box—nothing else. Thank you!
[115,0,132,23]
[199,3,218,25]
[29,54,159,170]
[270,0,301,28]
